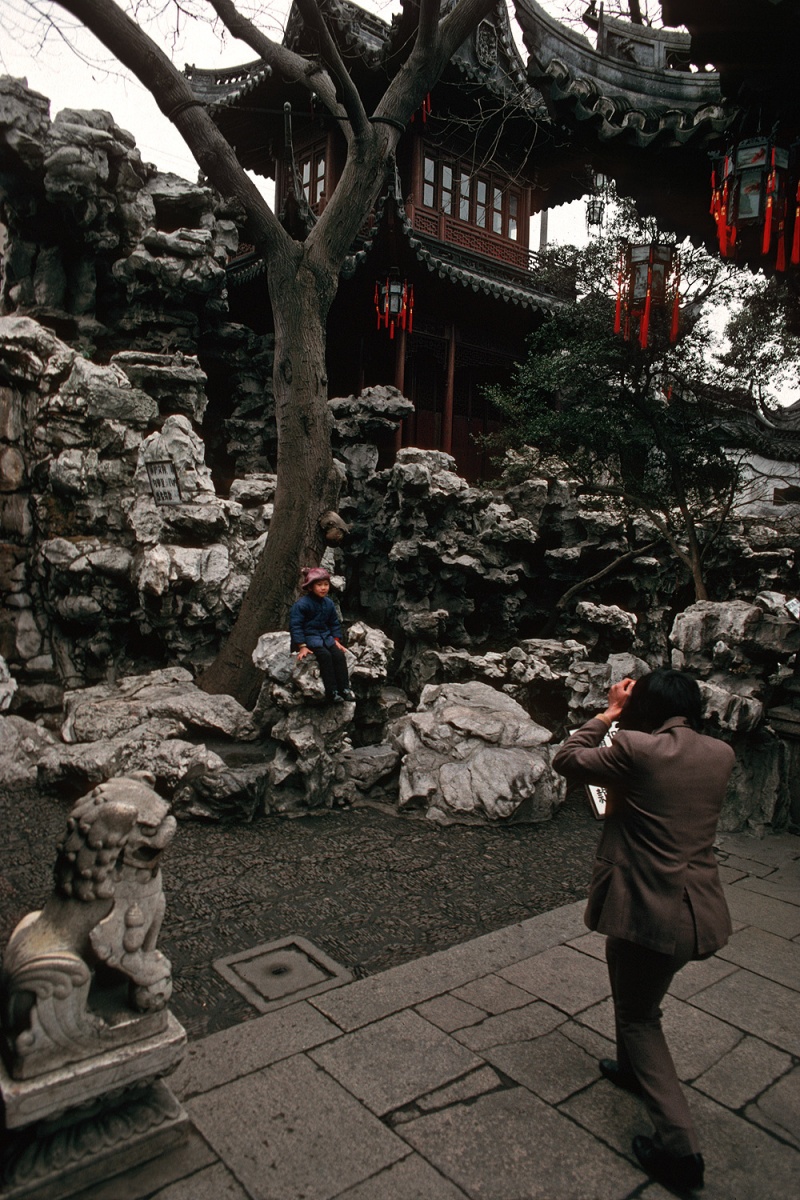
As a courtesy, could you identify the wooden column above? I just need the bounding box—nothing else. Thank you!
[442,323,455,456]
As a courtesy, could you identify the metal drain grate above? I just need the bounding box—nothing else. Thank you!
[213,936,353,1013]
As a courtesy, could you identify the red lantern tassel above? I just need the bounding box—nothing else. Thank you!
[670,288,680,342]
[613,259,624,334]
[792,184,800,265]
[639,292,651,348]
[762,191,774,256]
[408,286,414,334]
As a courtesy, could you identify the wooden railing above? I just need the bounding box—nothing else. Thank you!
[406,203,538,273]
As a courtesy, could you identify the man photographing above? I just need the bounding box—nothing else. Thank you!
[553,670,735,1193]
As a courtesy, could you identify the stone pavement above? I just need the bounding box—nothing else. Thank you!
[73,831,799,1200]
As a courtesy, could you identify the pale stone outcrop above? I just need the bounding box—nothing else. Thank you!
[390,681,564,824]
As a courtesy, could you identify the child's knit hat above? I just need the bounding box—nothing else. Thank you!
[300,566,331,590]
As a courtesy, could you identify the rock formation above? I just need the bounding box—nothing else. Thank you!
[2,76,800,833]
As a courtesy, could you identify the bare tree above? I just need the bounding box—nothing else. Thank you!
[44,0,494,705]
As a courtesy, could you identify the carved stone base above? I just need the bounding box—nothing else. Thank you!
[0,1078,189,1200]
[1,1011,186,1129]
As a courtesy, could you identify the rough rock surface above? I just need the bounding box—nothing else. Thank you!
[390,681,563,824]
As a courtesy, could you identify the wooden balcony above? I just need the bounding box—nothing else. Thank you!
[406,203,537,273]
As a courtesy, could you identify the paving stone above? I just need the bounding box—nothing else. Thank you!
[723,885,800,938]
[483,1028,600,1103]
[667,954,738,1000]
[499,944,611,1014]
[416,1065,503,1112]
[659,995,743,1079]
[450,1000,565,1053]
[171,1000,341,1099]
[150,1162,251,1199]
[717,863,747,884]
[574,993,741,1081]
[686,1089,800,1200]
[746,1064,800,1149]
[559,1076,654,1157]
[690,968,800,1055]
[188,1053,405,1200]
[566,931,607,961]
[309,1009,481,1117]
[693,1034,792,1110]
[415,993,486,1033]
[715,833,800,868]
[639,1184,676,1200]
[736,859,800,907]
[560,1017,616,1064]
[576,996,617,1042]
[716,925,800,989]
[400,1085,643,1199]
[335,1153,470,1199]
[450,973,534,1014]
[68,1130,217,1200]
[717,854,776,878]
[309,903,586,1033]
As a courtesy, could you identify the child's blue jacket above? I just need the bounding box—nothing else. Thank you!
[289,593,343,651]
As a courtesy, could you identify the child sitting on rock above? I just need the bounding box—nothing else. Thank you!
[289,567,355,704]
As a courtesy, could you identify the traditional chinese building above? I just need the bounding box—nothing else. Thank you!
[187,0,793,478]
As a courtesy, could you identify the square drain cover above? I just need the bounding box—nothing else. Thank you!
[213,936,352,1013]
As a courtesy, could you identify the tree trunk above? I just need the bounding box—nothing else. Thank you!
[198,246,339,706]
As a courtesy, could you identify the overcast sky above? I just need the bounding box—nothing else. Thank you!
[0,0,589,245]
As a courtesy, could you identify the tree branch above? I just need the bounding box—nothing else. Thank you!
[294,0,369,139]
[206,0,343,120]
[554,538,663,611]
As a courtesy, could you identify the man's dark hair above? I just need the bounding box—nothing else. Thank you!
[619,669,703,733]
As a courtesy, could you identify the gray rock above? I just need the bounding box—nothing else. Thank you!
[38,719,226,791]
[0,713,56,785]
[172,762,273,822]
[60,669,259,744]
[390,681,561,824]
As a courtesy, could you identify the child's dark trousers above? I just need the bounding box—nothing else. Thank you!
[313,645,349,697]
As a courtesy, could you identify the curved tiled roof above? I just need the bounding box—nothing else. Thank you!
[186,1,545,120]
[514,0,730,149]
[183,61,273,109]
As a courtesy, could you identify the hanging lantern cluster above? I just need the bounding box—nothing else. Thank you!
[614,242,680,349]
[374,275,413,339]
[710,137,800,270]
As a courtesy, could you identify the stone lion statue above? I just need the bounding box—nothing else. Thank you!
[0,774,177,1080]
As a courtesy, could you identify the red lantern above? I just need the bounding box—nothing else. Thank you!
[374,275,413,339]
[710,138,792,270]
[614,243,680,349]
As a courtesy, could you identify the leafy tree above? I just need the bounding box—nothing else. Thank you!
[721,275,800,412]
[31,0,495,706]
[489,207,751,602]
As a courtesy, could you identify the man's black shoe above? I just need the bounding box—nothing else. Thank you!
[329,692,345,704]
[341,689,356,701]
[599,1058,643,1096]
[633,1135,704,1192]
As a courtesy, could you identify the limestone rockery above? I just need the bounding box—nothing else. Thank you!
[1,76,800,832]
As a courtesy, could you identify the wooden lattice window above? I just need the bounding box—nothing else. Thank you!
[422,153,521,242]
[299,143,327,206]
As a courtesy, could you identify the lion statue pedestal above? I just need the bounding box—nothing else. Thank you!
[0,776,188,1199]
